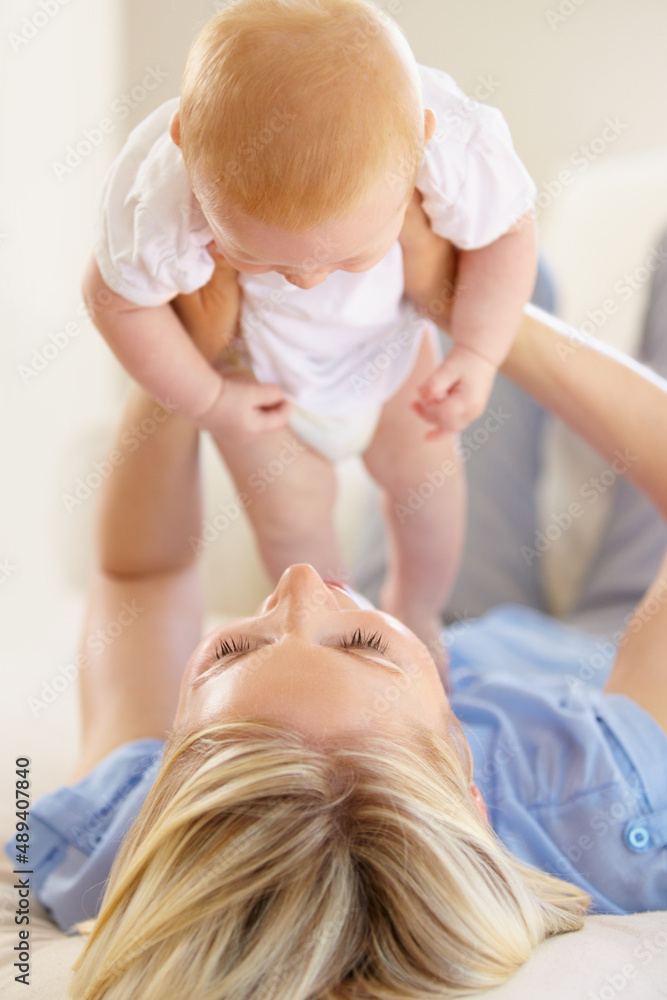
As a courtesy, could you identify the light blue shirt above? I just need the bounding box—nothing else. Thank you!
[5,604,667,931]
[446,604,667,915]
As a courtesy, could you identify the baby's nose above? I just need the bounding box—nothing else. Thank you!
[284,270,330,289]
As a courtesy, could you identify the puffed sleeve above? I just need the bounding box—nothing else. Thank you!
[93,99,216,308]
[416,66,537,251]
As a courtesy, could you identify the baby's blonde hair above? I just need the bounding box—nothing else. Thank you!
[69,717,589,999]
[179,0,424,232]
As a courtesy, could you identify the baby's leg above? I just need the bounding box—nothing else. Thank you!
[362,328,465,668]
[353,256,557,618]
[213,426,343,583]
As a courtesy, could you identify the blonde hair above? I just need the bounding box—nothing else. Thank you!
[179,0,424,231]
[69,717,589,999]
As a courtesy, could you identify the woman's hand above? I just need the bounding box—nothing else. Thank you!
[170,246,242,365]
[399,188,458,330]
[398,187,439,253]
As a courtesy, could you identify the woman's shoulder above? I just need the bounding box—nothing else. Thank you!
[447,605,614,803]
[446,604,635,803]
[447,605,667,913]
[446,603,602,684]
[3,739,164,934]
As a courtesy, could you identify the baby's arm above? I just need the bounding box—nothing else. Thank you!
[417,212,538,436]
[82,254,290,437]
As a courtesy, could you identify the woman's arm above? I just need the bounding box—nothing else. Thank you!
[71,386,204,782]
[399,188,458,324]
[503,305,667,521]
[95,389,202,579]
[502,304,667,733]
[70,260,244,781]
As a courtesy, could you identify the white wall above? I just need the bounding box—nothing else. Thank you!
[398,0,665,190]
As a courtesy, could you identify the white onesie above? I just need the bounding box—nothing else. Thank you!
[93,64,536,460]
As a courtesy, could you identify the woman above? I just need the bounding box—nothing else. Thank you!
[7,233,667,999]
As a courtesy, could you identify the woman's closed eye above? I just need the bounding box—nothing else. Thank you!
[337,628,388,655]
[190,626,401,688]
[215,636,253,658]
[213,629,389,662]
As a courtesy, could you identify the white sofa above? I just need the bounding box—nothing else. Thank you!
[2,149,667,996]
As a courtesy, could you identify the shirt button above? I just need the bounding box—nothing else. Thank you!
[626,825,651,851]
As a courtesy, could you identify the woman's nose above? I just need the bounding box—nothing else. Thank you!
[266,563,341,620]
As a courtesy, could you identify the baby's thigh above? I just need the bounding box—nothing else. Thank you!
[214,425,337,533]
[363,329,459,491]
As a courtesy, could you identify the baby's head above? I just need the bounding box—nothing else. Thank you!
[170,0,435,287]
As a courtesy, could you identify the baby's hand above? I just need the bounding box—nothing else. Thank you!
[202,369,291,439]
[414,344,497,438]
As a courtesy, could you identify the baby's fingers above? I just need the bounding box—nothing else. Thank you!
[249,381,287,408]
[418,363,461,405]
[412,396,468,435]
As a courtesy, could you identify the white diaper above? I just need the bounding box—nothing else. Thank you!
[217,321,443,464]
[287,403,382,463]
[217,336,384,463]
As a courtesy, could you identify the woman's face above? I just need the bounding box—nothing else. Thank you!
[174,563,451,741]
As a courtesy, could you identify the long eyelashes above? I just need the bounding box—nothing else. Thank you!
[214,636,252,659]
[213,628,389,661]
[339,628,389,655]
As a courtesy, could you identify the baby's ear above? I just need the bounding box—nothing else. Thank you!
[424,108,436,145]
[169,110,181,148]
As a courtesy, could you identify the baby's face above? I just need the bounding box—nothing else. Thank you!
[200,175,413,289]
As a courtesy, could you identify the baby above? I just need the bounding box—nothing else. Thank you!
[83,0,538,664]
